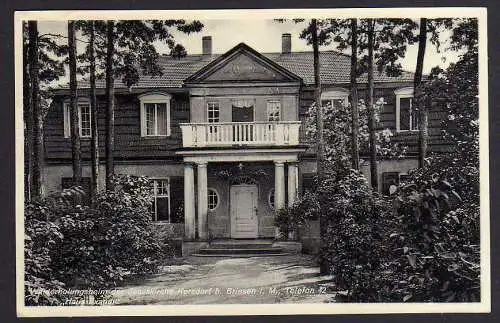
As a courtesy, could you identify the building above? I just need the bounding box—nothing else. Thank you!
[44,34,448,254]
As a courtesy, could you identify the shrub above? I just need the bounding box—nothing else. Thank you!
[24,175,171,305]
[274,191,319,240]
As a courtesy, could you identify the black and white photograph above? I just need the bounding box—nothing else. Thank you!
[15,8,489,316]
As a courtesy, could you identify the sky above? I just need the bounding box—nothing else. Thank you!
[37,19,463,77]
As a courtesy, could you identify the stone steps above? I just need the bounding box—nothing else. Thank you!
[192,239,289,257]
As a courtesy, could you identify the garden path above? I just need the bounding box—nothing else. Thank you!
[113,254,336,305]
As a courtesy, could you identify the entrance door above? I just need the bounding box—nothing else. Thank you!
[230,185,258,238]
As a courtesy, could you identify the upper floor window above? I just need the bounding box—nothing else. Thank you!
[267,100,281,121]
[63,101,92,139]
[207,102,220,123]
[321,88,349,109]
[139,92,172,137]
[395,87,418,132]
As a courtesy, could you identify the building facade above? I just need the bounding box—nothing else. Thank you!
[44,35,448,253]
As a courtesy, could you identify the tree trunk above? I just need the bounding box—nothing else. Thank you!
[105,20,115,190]
[415,18,428,169]
[312,19,327,275]
[366,19,378,190]
[23,22,32,201]
[89,20,99,201]
[28,21,42,199]
[68,21,82,186]
[312,19,324,178]
[350,18,360,171]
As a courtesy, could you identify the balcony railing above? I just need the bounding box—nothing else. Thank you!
[179,121,302,148]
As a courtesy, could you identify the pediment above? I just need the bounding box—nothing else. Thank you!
[185,43,302,84]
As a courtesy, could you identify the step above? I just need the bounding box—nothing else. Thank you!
[208,243,274,249]
[197,247,283,255]
[191,253,290,258]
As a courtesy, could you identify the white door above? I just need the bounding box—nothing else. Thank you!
[230,185,258,238]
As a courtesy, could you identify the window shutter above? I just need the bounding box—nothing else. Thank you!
[63,103,71,138]
[169,176,184,223]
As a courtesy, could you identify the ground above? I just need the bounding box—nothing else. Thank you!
[112,254,336,305]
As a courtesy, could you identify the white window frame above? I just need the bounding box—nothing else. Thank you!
[207,188,219,211]
[151,177,171,222]
[207,101,220,123]
[139,92,172,137]
[266,100,281,122]
[63,101,92,139]
[320,88,349,108]
[395,87,417,132]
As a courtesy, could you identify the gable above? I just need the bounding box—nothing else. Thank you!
[184,43,302,85]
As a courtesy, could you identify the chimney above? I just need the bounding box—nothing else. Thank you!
[202,36,212,55]
[281,33,291,54]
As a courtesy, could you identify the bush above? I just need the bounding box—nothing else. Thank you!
[24,175,172,305]
[274,191,319,240]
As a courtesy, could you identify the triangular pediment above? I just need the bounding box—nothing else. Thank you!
[184,43,302,84]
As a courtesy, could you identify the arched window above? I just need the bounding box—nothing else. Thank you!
[321,88,349,108]
[208,188,219,211]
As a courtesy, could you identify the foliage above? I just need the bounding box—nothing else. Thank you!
[304,98,407,170]
[274,190,319,240]
[24,175,172,305]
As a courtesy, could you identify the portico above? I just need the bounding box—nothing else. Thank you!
[177,149,304,241]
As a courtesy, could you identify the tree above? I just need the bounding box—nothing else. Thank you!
[365,19,377,189]
[68,21,82,186]
[89,21,99,201]
[28,21,42,199]
[415,18,428,169]
[105,20,115,191]
[102,20,203,190]
[350,18,360,170]
[357,18,418,189]
[23,22,67,201]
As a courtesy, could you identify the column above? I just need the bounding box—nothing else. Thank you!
[287,162,298,207]
[184,164,195,240]
[274,161,286,209]
[197,162,208,240]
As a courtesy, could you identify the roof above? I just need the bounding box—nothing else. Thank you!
[60,46,414,90]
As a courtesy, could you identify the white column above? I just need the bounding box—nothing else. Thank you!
[288,162,298,207]
[274,161,286,209]
[197,162,208,240]
[184,164,196,240]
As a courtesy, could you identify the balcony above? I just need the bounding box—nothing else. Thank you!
[179,121,302,148]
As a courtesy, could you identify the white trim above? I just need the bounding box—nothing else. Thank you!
[394,87,416,132]
[321,88,349,107]
[207,187,219,211]
[63,100,91,139]
[266,100,281,122]
[206,101,220,123]
[139,92,172,137]
[150,177,171,223]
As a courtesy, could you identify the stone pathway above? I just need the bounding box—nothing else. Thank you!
[112,254,336,305]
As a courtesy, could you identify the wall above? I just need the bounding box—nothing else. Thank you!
[206,162,276,239]
[44,93,190,161]
[360,157,419,193]
[42,162,183,196]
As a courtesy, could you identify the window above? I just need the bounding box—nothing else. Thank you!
[395,87,418,131]
[63,102,92,138]
[267,100,281,121]
[268,188,275,209]
[139,92,172,137]
[321,88,349,109]
[208,188,219,211]
[381,172,409,196]
[207,102,220,123]
[151,178,171,222]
